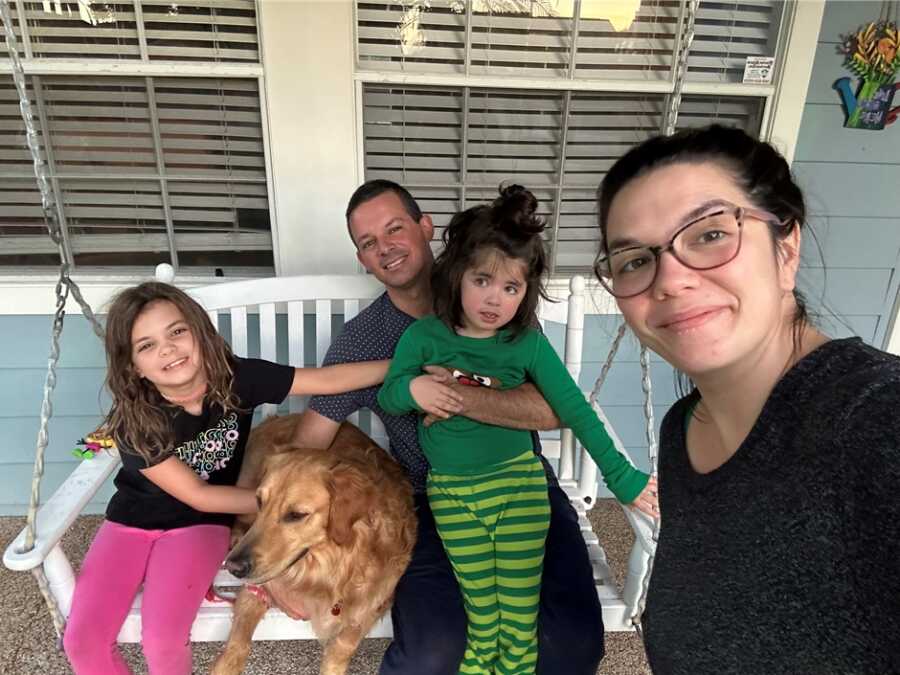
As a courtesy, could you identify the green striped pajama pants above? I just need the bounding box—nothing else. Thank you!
[427,451,551,675]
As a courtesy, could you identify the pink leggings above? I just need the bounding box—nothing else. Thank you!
[63,520,230,675]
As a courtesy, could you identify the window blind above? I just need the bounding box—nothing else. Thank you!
[357,0,782,83]
[363,83,764,270]
[0,75,271,268]
[0,1,259,62]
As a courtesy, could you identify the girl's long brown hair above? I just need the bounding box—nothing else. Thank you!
[97,282,239,464]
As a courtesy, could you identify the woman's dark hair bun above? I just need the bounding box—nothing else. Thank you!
[492,184,544,237]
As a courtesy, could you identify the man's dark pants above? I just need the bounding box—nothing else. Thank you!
[380,464,606,675]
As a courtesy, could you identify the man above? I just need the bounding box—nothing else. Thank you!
[289,180,605,674]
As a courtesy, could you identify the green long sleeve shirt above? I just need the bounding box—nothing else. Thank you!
[377,315,648,504]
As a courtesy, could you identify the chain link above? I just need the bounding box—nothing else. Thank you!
[590,321,627,402]
[662,0,700,136]
[633,345,659,626]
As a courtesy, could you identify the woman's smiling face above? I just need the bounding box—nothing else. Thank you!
[605,161,801,378]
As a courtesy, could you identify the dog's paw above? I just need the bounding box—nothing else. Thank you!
[210,648,250,675]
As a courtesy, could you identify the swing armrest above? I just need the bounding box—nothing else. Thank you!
[621,506,656,556]
[3,451,121,572]
[620,504,657,625]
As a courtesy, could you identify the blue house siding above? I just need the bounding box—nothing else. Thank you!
[0,315,109,515]
[793,0,900,349]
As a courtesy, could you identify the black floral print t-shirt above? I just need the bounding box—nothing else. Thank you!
[105,357,294,530]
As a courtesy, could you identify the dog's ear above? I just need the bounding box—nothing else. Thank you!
[326,462,371,547]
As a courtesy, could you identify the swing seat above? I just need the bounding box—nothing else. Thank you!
[3,273,655,643]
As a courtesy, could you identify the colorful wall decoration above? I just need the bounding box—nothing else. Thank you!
[835,17,900,130]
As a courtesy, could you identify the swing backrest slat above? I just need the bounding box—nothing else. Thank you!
[230,306,249,358]
[258,302,278,418]
[286,300,305,414]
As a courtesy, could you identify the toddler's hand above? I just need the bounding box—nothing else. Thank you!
[629,475,659,518]
[410,374,463,420]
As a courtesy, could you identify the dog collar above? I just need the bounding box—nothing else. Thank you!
[246,583,271,608]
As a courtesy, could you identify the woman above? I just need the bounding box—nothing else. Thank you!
[593,125,899,674]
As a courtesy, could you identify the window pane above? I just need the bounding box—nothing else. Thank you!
[687,1,784,83]
[143,1,260,63]
[573,0,677,81]
[358,1,783,84]
[0,76,272,270]
[19,1,141,60]
[357,1,466,74]
[363,85,464,185]
[5,1,260,63]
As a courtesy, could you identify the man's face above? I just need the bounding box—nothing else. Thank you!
[349,191,434,291]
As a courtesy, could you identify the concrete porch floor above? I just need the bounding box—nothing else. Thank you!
[0,500,650,674]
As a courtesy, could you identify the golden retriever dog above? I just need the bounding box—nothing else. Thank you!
[211,416,416,675]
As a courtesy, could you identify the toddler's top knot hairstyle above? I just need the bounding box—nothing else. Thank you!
[491,183,544,238]
[432,183,550,340]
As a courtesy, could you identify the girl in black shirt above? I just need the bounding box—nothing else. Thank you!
[63,282,388,675]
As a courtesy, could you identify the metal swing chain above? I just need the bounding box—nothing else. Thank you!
[1,0,105,640]
[590,321,628,397]
[632,344,659,636]
[662,0,700,137]
[587,324,661,633]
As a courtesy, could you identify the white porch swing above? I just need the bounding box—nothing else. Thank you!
[1,0,713,658]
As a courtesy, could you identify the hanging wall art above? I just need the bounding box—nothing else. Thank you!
[835,7,900,130]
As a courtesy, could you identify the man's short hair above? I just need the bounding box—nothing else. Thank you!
[345,179,423,246]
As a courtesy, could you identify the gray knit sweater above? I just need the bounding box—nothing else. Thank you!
[643,338,900,675]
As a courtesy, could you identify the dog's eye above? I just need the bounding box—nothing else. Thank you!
[282,510,308,523]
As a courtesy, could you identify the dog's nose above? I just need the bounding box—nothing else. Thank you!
[225,555,251,579]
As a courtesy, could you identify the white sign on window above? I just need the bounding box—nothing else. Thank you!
[742,56,776,84]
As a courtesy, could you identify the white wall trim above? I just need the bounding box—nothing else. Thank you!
[764,0,826,164]
[0,60,263,77]
[0,272,612,316]
[0,273,246,315]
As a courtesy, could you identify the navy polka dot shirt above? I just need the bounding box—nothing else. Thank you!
[309,292,430,491]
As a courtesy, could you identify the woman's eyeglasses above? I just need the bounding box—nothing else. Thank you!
[593,205,788,299]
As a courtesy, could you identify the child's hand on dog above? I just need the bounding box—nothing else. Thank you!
[410,374,464,420]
